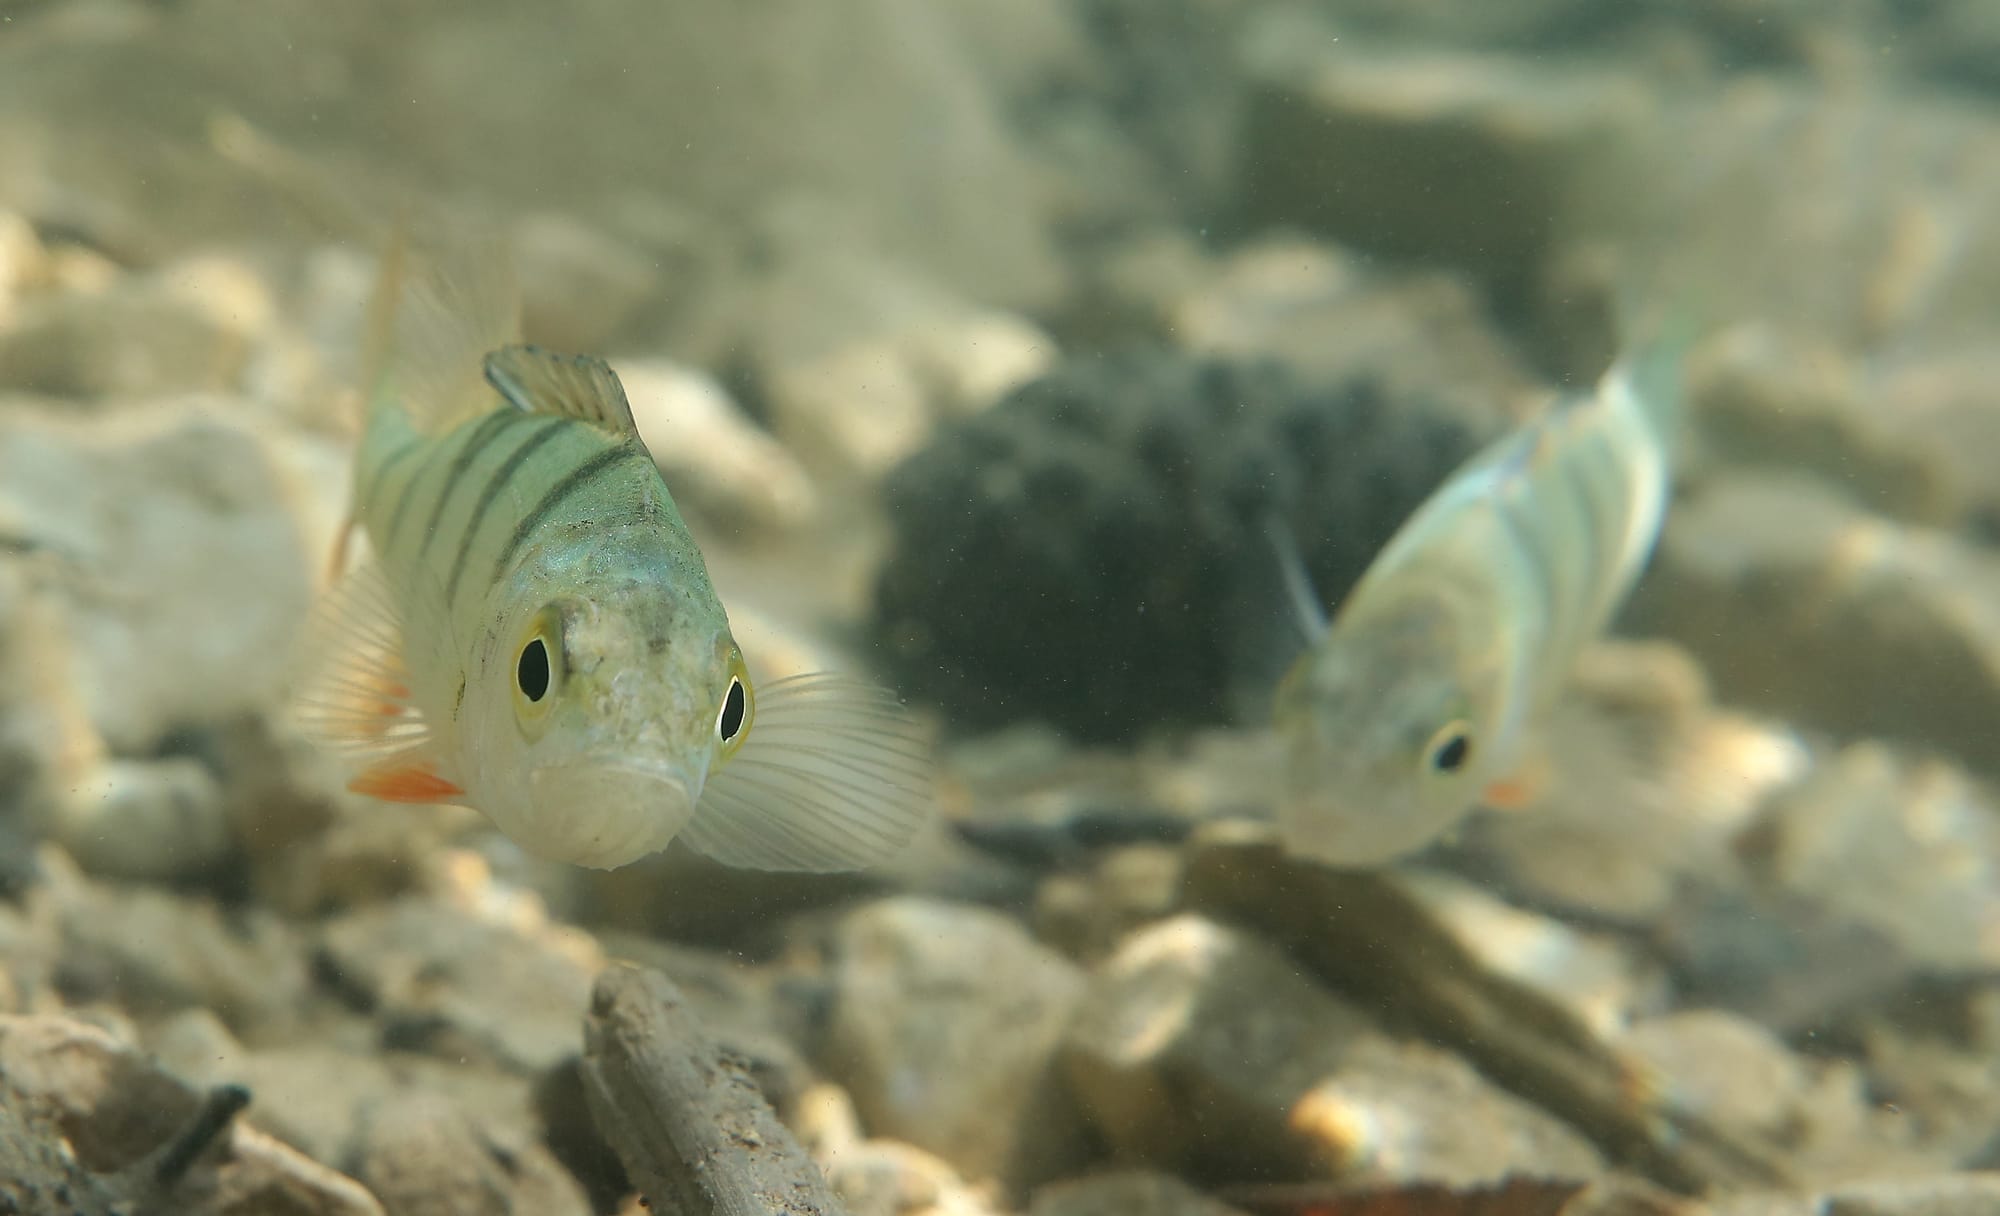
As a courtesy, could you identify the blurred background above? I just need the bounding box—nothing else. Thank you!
[3,3,2000,1215]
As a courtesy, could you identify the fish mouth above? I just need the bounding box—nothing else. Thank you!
[522,757,707,869]
[1276,787,1435,870]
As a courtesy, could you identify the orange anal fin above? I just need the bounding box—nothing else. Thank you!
[1483,753,1553,811]
[349,762,465,804]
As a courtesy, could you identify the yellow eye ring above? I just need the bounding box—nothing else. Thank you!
[1421,719,1474,777]
[513,608,563,735]
[716,654,753,758]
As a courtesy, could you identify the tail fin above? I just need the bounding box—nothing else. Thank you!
[1605,290,1704,463]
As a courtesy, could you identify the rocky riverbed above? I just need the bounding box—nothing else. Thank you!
[5,3,2000,1215]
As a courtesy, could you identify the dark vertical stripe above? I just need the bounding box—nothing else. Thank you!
[358,435,426,515]
[407,411,524,561]
[444,418,569,609]
[1562,435,1626,597]
[1497,494,1558,630]
[487,443,643,585]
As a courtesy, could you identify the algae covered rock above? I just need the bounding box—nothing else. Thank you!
[874,350,1487,742]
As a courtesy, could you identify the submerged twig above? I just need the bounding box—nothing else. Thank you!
[152,1083,253,1188]
[580,964,846,1216]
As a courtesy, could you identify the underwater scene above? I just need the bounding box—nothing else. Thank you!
[5,2,2000,1214]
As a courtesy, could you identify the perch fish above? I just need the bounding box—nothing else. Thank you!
[1272,332,1688,867]
[292,244,930,869]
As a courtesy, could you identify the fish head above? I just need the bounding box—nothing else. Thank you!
[1271,601,1492,867]
[461,547,749,869]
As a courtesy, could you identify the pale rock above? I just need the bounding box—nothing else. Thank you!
[819,896,1090,1192]
[0,1012,386,1216]
[1283,1039,1604,1188]
[615,356,820,538]
[0,884,56,1015]
[1689,325,1957,524]
[1237,12,1649,298]
[0,0,1068,305]
[353,1090,591,1216]
[823,1137,1000,1216]
[318,891,602,1075]
[742,1053,1002,1216]
[1030,1171,1249,1216]
[0,253,275,399]
[515,212,660,356]
[215,1124,389,1216]
[0,209,45,328]
[1823,1175,2000,1216]
[1456,640,1810,924]
[1395,869,1661,1038]
[1063,914,1600,1185]
[741,246,1056,482]
[40,755,233,882]
[1630,472,2000,782]
[1168,235,1539,413]
[43,851,311,1036]
[1742,743,2000,974]
[150,1009,389,1167]
[0,401,326,755]
[1583,78,2000,354]
[1620,1011,1809,1138]
[1034,844,1184,965]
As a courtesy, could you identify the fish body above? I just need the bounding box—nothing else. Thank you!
[293,249,929,870]
[1273,337,1685,867]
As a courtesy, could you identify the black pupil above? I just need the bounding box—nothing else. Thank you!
[719,679,746,740]
[517,638,551,702]
[1433,731,1470,773]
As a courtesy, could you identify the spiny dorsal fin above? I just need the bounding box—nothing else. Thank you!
[482,345,638,436]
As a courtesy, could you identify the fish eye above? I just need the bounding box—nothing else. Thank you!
[517,637,551,703]
[716,658,753,758]
[1425,721,1473,775]
[512,607,564,732]
[718,678,746,741]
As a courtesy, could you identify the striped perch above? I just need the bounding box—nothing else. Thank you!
[1270,329,1691,868]
[291,243,930,871]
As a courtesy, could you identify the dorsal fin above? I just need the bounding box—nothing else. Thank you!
[482,345,638,436]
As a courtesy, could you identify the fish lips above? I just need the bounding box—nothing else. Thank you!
[522,756,708,869]
[1276,785,1444,869]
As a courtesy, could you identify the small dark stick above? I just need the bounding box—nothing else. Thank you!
[581,964,846,1216]
[153,1083,253,1187]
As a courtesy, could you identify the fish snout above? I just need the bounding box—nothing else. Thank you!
[520,758,705,868]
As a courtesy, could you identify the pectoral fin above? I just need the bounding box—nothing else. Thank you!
[289,556,460,804]
[681,673,932,871]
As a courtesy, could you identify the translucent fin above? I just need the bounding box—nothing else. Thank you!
[355,217,412,412]
[483,345,638,436]
[682,673,933,872]
[1603,283,1705,462]
[289,558,454,795]
[389,236,523,436]
[1220,516,1326,725]
[1264,513,1330,644]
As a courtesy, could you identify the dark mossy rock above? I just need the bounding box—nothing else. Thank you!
[873,349,1489,742]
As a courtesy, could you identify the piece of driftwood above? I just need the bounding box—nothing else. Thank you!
[581,964,846,1216]
[1182,824,1799,1197]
